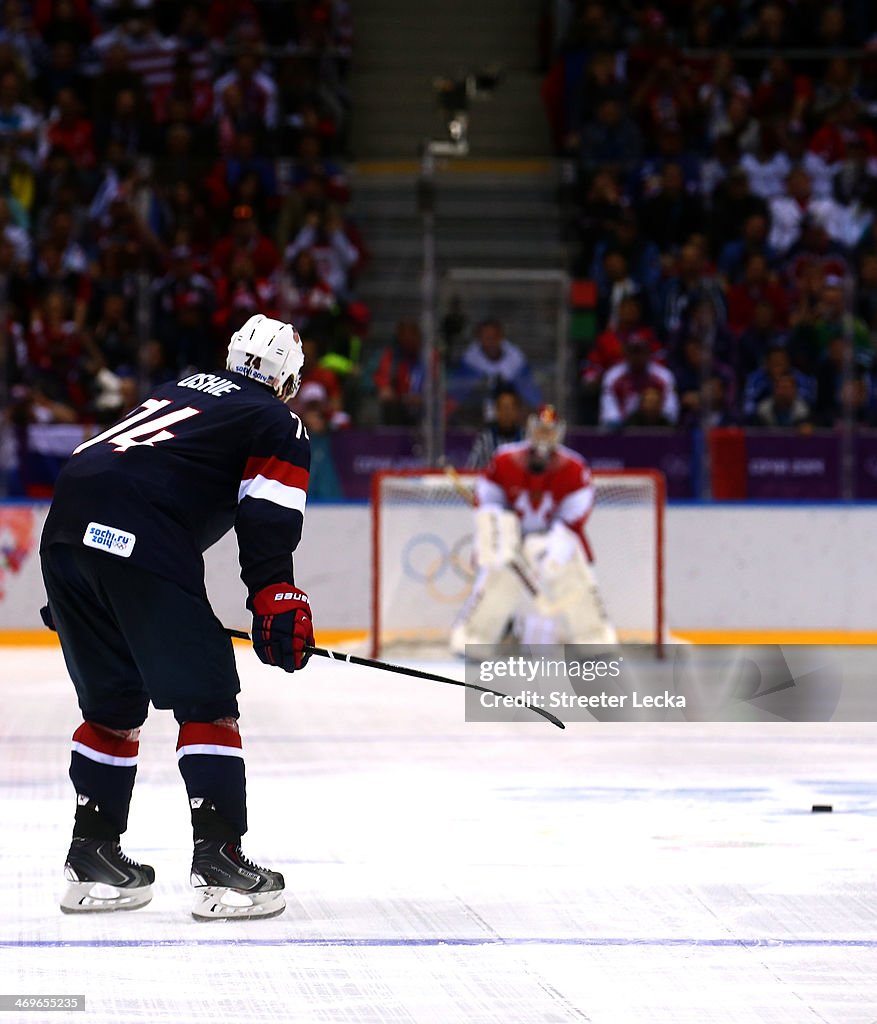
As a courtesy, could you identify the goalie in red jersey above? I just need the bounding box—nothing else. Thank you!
[450,405,617,653]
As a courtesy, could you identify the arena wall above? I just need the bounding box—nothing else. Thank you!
[1,503,874,639]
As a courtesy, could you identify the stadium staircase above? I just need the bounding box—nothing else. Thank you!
[349,0,568,351]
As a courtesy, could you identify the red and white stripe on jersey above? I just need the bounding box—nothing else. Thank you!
[176,722,244,761]
[71,722,139,768]
[239,456,309,513]
[555,481,595,527]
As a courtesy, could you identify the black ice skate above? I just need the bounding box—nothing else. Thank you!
[190,839,285,920]
[61,837,155,913]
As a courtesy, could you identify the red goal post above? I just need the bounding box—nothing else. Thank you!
[371,468,666,658]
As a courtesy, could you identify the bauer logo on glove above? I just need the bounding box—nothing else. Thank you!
[250,584,314,672]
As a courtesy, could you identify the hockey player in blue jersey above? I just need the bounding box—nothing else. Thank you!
[40,314,314,920]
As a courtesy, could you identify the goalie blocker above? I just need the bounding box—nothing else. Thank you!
[450,406,617,654]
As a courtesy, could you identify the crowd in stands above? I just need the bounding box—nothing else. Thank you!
[542,0,877,431]
[0,0,361,451]
[8,0,877,472]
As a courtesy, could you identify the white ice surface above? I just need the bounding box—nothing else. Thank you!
[1,645,876,1024]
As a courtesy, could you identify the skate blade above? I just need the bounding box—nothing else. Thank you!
[60,881,153,913]
[191,886,286,921]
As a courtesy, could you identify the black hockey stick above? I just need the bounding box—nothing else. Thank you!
[225,629,564,729]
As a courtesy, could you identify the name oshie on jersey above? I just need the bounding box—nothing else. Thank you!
[83,522,136,558]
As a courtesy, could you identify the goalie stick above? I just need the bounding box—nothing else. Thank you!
[224,629,565,729]
[441,462,539,597]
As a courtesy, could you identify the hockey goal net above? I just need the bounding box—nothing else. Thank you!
[371,469,666,658]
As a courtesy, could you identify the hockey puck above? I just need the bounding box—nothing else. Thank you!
[811,804,833,813]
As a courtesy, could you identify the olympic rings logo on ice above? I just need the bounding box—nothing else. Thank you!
[401,532,475,603]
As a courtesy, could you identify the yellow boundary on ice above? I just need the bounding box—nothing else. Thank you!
[4,629,877,647]
[0,629,372,647]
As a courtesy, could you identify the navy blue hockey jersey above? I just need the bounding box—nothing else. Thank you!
[41,371,311,598]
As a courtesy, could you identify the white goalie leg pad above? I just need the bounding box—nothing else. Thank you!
[474,507,522,569]
[519,523,618,646]
[450,564,528,655]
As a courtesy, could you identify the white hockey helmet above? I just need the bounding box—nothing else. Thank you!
[226,314,304,401]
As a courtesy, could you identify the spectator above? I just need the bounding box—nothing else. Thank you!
[741,3,790,51]
[285,204,358,298]
[789,275,871,372]
[32,239,91,330]
[593,248,639,328]
[742,345,817,419]
[855,252,877,331]
[718,212,778,284]
[632,123,701,204]
[599,335,679,427]
[699,54,752,141]
[466,385,525,469]
[575,170,625,270]
[582,294,662,390]
[152,245,215,369]
[205,126,278,216]
[594,210,661,315]
[828,374,877,427]
[213,44,278,132]
[0,69,40,160]
[39,87,96,169]
[278,247,337,329]
[151,52,213,126]
[781,124,834,199]
[751,372,812,429]
[455,319,541,414]
[373,318,425,426]
[832,136,877,207]
[211,203,281,279]
[579,97,643,178]
[25,289,94,419]
[45,207,88,275]
[740,126,791,200]
[751,57,813,124]
[810,95,877,169]
[297,335,344,419]
[736,299,789,381]
[673,337,736,429]
[660,243,727,350]
[709,166,769,256]
[768,167,852,254]
[212,251,277,338]
[637,162,704,252]
[701,375,740,428]
[727,253,789,333]
[91,290,137,371]
[95,86,155,159]
[631,55,695,142]
[813,337,874,426]
[294,381,344,502]
[623,385,674,428]
[0,194,30,268]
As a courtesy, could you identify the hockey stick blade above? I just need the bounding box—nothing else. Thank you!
[225,630,564,729]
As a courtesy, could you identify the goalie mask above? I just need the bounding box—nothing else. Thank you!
[526,405,565,471]
[226,314,305,401]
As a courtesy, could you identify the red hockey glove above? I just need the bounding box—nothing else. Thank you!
[250,585,314,672]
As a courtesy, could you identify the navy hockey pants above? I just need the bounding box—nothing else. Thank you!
[42,543,248,837]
